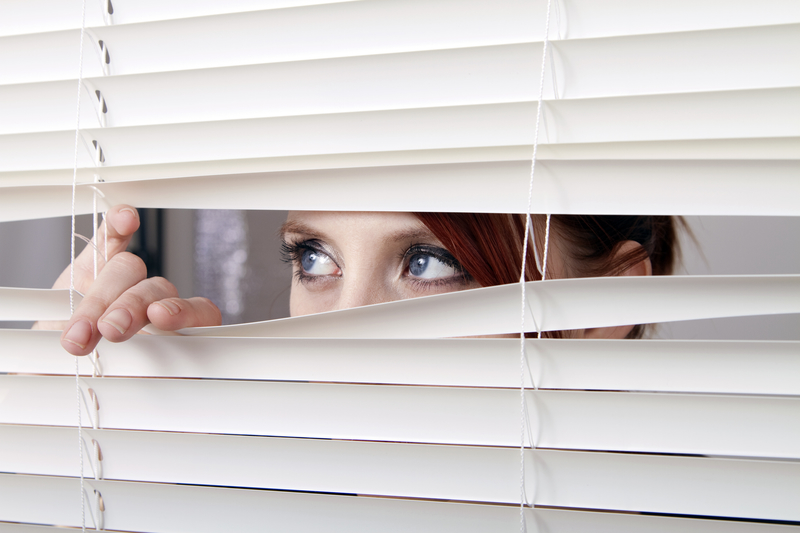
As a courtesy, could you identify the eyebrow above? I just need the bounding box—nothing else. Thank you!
[383,227,439,243]
[279,220,323,239]
[279,219,440,245]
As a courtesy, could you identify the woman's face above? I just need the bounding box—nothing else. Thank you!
[282,211,480,317]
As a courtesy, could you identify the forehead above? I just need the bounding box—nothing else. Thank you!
[283,211,435,244]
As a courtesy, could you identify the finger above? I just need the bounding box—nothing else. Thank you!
[60,252,147,355]
[96,277,180,343]
[51,205,141,292]
[147,297,222,331]
[73,205,140,288]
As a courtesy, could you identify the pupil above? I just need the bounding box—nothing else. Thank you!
[409,255,428,276]
[301,249,318,272]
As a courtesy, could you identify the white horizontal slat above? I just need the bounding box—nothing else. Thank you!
[5,24,798,136]
[0,29,108,85]
[4,330,800,395]
[533,137,800,161]
[0,146,527,186]
[2,425,800,511]
[0,425,523,503]
[535,450,800,522]
[0,514,793,533]
[0,473,521,533]
[0,80,104,135]
[0,44,543,135]
[562,0,800,39]
[6,276,798,335]
[0,474,712,533]
[1,452,798,529]
[3,89,797,172]
[0,519,792,533]
[6,0,800,40]
[5,330,539,386]
[532,508,796,533]
[0,375,523,446]
[0,184,97,222]
[2,159,799,221]
[0,524,104,533]
[183,275,800,338]
[0,288,75,321]
[0,0,356,37]
[542,87,800,144]
[3,104,540,172]
[552,23,800,99]
[3,375,799,456]
[5,0,800,83]
[531,508,797,533]
[0,0,543,85]
[534,391,800,458]
[3,138,798,188]
[530,339,800,395]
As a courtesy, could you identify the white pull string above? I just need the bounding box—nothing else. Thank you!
[519,0,554,530]
[539,214,552,292]
[529,214,544,276]
[70,0,90,529]
[91,176,106,377]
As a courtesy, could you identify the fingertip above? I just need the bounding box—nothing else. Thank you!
[148,298,184,330]
[204,298,223,327]
[108,205,140,237]
[156,299,182,316]
[118,206,138,221]
[148,297,221,330]
[187,297,223,328]
[98,308,134,341]
[61,319,94,356]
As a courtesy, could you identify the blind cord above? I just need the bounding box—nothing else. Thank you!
[70,0,89,529]
[520,0,554,529]
[91,177,107,378]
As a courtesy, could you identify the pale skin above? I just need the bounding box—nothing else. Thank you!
[48,206,650,356]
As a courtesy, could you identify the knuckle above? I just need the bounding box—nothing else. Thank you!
[113,252,147,278]
[118,277,177,311]
[79,294,111,315]
[149,276,179,297]
[123,290,149,310]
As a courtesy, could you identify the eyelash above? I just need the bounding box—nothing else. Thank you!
[280,238,338,285]
[401,244,472,288]
[280,239,473,288]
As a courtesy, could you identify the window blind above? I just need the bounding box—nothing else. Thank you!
[1,1,799,532]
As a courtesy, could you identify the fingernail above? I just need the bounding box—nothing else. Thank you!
[119,207,138,218]
[102,308,132,335]
[156,300,181,316]
[63,320,92,350]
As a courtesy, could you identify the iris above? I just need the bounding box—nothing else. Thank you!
[408,253,455,279]
[300,248,338,276]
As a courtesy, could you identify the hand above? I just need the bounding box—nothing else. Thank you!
[37,205,221,356]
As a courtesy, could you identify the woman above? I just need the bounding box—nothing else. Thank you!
[52,206,678,356]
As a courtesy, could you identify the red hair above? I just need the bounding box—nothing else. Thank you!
[414,213,680,338]
[414,213,541,287]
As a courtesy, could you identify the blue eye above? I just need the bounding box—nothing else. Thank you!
[300,248,338,276]
[408,253,458,280]
[301,249,318,272]
[409,255,429,277]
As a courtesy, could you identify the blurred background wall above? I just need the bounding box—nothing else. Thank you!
[659,216,800,340]
[1,212,797,339]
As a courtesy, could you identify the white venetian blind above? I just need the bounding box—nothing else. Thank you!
[1,0,799,532]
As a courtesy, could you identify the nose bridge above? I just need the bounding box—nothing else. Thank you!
[335,266,394,310]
